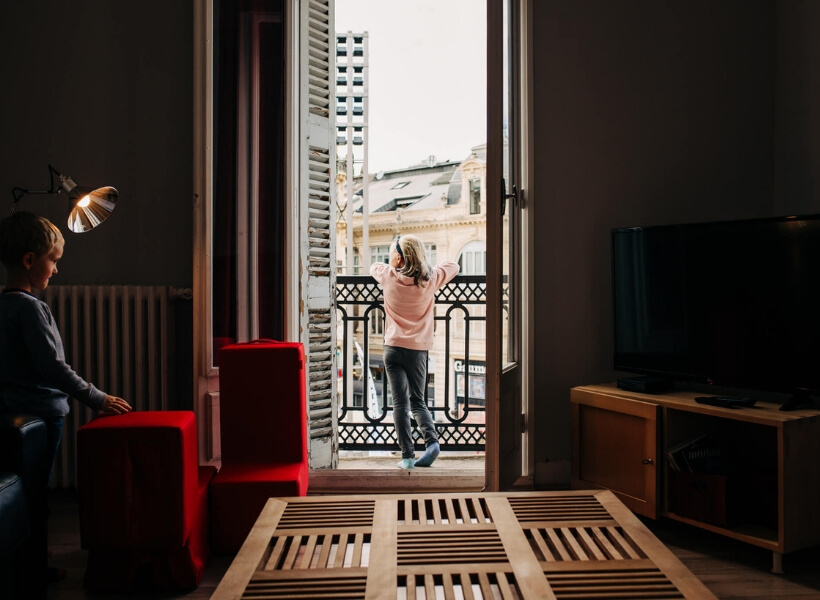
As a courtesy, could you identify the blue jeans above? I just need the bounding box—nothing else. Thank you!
[384,346,438,459]
[43,416,65,485]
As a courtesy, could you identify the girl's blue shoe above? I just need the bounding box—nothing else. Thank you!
[397,458,415,470]
[414,442,440,467]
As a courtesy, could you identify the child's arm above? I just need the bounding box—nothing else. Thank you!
[21,301,110,410]
[434,261,460,288]
[370,262,389,282]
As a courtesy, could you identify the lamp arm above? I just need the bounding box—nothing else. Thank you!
[9,164,66,216]
[10,188,59,216]
[47,164,64,193]
[10,188,26,215]
[12,187,28,203]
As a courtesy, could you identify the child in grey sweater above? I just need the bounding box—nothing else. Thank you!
[0,210,130,582]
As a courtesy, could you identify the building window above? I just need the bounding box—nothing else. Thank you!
[373,196,425,212]
[352,250,361,275]
[425,243,437,266]
[469,178,481,214]
[458,241,486,275]
[455,360,487,412]
[371,245,390,265]
[370,309,384,335]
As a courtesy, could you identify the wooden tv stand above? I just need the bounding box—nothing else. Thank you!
[570,383,820,573]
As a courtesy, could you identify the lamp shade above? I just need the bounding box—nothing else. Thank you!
[60,176,118,233]
[66,185,118,233]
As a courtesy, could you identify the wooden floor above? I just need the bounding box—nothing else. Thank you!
[45,490,820,600]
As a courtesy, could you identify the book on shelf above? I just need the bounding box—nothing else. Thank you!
[665,434,727,474]
[665,434,705,472]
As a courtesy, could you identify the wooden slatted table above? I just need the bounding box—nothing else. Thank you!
[212,489,715,599]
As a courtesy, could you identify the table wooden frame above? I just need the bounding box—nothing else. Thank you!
[212,489,715,599]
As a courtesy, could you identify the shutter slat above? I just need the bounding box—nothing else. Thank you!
[301,0,337,469]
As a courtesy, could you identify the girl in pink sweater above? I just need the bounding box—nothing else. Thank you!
[370,234,459,469]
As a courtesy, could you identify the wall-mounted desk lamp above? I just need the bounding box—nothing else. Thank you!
[10,164,118,233]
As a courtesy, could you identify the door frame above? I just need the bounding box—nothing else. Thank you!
[485,0,533,491]
[193,0,535,486]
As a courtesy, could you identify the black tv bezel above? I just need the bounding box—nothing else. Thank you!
[611,213,820,408]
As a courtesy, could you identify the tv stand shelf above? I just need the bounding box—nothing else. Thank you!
[571,383,820,573]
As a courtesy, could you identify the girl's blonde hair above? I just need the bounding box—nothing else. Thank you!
[395,234,431,286]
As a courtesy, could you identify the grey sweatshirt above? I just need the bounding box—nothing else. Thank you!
[0,289,106,417]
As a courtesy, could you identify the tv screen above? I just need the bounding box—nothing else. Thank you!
[612,215,820,401]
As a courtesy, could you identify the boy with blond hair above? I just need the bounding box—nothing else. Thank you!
[0,210,130,583]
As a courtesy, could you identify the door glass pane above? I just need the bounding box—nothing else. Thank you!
[501,0,517,365]
[212,0,238,366]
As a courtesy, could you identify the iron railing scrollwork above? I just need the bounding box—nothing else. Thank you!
[336,275,488,451]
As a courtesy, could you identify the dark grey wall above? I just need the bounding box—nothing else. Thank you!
[528,0,820,469]
[775,0,820,215]
[4,0,818,474]
[0,0,193,286]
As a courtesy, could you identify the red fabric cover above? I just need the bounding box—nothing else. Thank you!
[77,411,216,591]
[210,462,308,485]
[218,340,307,465]
[83,466,216,592]
[210,340,309,553]
[210,463,308,552]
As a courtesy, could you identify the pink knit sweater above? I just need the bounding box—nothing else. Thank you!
[370,261,460,351]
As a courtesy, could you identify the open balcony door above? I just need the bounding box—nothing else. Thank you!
[486,0,524,491]
[291,0,338,469]
[192,0,338,470]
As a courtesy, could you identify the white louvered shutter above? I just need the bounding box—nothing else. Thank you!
[299,0,337,469]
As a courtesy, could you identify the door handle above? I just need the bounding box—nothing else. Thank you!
[501,179,517,216]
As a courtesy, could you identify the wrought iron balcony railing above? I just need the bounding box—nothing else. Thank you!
[336,275,487,452]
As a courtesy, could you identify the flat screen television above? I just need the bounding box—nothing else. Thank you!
[611,214,820,410]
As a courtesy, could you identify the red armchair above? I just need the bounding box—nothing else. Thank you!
[77,411,216,592]
[209,340,309,553]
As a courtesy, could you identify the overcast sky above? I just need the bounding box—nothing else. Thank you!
[335,0,486,174]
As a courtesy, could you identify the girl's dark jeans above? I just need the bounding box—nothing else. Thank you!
[383,345,438,459]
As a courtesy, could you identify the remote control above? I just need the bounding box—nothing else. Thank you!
[695,396,756,409]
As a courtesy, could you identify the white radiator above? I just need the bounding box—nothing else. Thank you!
[40,285,189,488]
